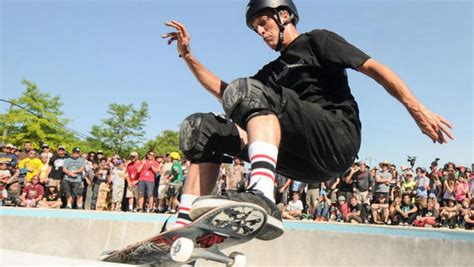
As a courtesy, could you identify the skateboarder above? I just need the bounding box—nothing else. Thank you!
[162,0,454,239]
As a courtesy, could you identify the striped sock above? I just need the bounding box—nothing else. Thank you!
[248,141,278,203]
[173,194,198,228]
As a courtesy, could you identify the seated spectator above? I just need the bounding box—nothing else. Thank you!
[111,161,127,211]
[20,175,44,207]
[457,198,471,228]
[440,196,458,229]
[429,193,441,210]
[389,194,402,225]
[464,199,474,230]
[371,193,389,224]
[332,195,349,222]
[396,193,418,226]
[38,185,62,209]
[345,196,365,223]
[413,197,439,227]
[281,192,304,220]
[314,190,331,221]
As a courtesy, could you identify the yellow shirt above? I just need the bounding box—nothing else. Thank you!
[18,158,43,182]
[401,180,416,193]
[39,163,49,183]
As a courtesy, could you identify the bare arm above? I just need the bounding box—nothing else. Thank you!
[357,58,454,144]
[162,20,227,100]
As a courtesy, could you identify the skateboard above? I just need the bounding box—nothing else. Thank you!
[96,183,109,211]
[100,203,268,266]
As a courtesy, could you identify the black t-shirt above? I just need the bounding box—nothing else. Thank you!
[48,155,69,180]
[252,29,370,126]
[350,203,363,213]
[355,170,370,191]
[338,178,353,193]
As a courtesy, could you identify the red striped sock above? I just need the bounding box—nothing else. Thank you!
[248,141,278,202]
[173,194,197,228]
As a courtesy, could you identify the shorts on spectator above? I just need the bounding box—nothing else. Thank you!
[62,180,83,198]
[112,186,124,202]
[165,183,182,198]
[138,181,154,198]
[158,184,168,200]
[126,185,137,198]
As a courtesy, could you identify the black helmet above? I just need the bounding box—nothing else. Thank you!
[245,0,299,30]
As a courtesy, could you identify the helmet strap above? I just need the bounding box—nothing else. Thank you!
[272,9,294,52]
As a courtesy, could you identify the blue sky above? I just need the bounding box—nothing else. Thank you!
[1,0,472,169]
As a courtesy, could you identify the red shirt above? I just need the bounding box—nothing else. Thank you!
[23,183,44,200]
[126,160,141,182]
[138,160,160,182]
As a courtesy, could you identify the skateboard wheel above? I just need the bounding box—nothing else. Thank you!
[170,237,194,263]
[228,252,246,267]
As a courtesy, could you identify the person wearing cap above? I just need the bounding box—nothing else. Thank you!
[46,145,69,192]
[401,170,416,196]
[162,0,454,237]
[440,196,458,228]
[125,151,140,212]
[374,160,392,201]
[41,144,53,162]
[351,162,370,206]
[334,195,350,222]
[415,167,430,198]
[18,149,43,184]
[62,147,86,209]
[164,152,184,215]
[96,150,104,160]
[1,144,18,167]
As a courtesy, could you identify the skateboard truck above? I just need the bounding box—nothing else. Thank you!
[170,237,246,267]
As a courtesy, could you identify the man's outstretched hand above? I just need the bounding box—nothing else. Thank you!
[410,105,454,144]
[162,20,191,57]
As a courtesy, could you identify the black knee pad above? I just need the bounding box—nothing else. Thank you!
[179,112,242,163]
[222,78,280,129]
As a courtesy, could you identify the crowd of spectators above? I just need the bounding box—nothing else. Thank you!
[1,141,473,230]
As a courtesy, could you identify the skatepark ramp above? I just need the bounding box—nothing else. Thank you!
[1,207,473,266]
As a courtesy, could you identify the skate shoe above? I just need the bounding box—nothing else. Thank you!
[190,190,284,241]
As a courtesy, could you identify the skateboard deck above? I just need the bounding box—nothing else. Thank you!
[100,203,268,265]
[96,183,109,211]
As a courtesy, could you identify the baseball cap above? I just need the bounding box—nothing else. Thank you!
[58,145,66,150]
[41,143,49,148]
[130,151,138,157]
[72,147,81,153]
[337,196,346,202]
[97,150,104,154]
[5,144,14,148]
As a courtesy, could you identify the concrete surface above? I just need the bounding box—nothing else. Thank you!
[1,207,473,266]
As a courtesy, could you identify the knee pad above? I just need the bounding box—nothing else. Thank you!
[222,78,279,128]
[179,112,242,163]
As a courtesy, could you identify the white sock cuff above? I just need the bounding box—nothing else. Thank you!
[248,141,278,164]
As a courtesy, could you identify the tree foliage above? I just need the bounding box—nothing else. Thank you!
[142,130,180,157]
[90,102,149,157]
[0,80,80,149]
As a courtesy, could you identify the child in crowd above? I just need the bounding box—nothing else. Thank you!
[396,193,418,226]
[346,196,365,223]
[281,192,304,220]
[371,193,389,224]
[463,199,474,230]
[38,185,62,209]
[314,190,331,221]
[440,196,459,229]
[332,195,349,222]
[413,197,438,227]
[111,161,127,211]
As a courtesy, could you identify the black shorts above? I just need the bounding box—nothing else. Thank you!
[235,86,360,183]
[62,180,84,198]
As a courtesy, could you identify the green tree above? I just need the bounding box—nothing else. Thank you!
[0,79,81,149]
[143,130,180,157]
[90,102,149,157]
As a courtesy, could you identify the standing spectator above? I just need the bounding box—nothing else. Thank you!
[455,174,469,203]
[91,158,111,210]
[442,173,457,206]
[415,168,430,198]
[137,151,160,212]
[18,141,33,161]
[126,151,140,211]
[18,149,42,184]
[165,152,184,213]
[46,146,68,192]
[345,196,365,223]
[38,153,50,186]
[157,154,173,212]
[371,193,389,224]
[429,159,443,180]
[281,192,304,220]
[225,157,245,191]
[96,150,105,161]
[338,170,354,205]
[38,185,62,209]
[41,144,53,162]
[62,147,86,209]
[324,177,340,203]
[20,175,44,207]
[314,190,331,221]
[401,170,416,195]
[275,175,291,206]
[111,161,127,211]
[353,162,370,206]
[429,173,443,201]
[305,182,320,216]
[374,160,392,201]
